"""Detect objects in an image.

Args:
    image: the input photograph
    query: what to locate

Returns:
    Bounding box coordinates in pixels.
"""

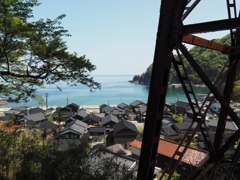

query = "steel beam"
[182,34,232,53]
[178,43,239,126]
[137,0,188,179]
[182,18,240,34]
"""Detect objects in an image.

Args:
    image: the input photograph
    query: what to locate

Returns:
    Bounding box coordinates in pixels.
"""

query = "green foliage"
[134,34,240,86]
[31,94,46,106]
[47,115,54,122]
[137,129,143,138]
[170,112,183,123]
[156,171,181,180]
[0,130,135,180]
[0,0,100,101]
[233,80,240,102]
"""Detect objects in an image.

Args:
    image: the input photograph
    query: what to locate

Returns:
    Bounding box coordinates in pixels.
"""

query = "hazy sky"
[32,0,236,75]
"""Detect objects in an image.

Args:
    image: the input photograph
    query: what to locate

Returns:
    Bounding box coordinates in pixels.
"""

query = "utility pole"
[45,93,48,110]
[67,96,69,105]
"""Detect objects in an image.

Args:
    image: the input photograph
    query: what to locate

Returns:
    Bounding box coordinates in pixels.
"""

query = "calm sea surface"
[4,75,209,108]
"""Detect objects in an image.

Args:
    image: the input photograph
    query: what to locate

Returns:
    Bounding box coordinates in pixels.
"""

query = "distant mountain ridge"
[131,34,240,85]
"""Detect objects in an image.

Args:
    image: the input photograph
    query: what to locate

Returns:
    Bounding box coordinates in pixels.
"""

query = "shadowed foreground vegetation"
[0,129,135,180]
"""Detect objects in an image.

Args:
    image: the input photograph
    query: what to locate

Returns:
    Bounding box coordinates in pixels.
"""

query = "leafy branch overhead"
[0,0,100,101]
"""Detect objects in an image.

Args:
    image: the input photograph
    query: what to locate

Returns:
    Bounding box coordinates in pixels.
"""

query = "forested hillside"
[132,34,240,85]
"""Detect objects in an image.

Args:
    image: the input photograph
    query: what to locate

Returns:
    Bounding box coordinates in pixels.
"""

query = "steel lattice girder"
[137,0,240,179]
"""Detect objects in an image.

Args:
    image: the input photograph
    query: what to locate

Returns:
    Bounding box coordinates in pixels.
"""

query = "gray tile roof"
[60,106,72,112]
[173,122,197,131]
[25,112,46,122]
[110,108,125,115]
[62,120,87,134]
[161,126,179,136]
[82,148,138,178]
[29,107,44,114]
[88,127,106,133]
[67,103,79,108]
[129,100,144,107]
[36,120,58,131]
[11,106,29,111]
[102,105,115,113]
[74,109,88,119]
[5,109,20,115]
[117,103,129,109]
[102,114,118,125]
[113,120,138,134]
[82,114,101,123]
[138,105,147,113]
[207,119,238,131]
[175,101,190,109]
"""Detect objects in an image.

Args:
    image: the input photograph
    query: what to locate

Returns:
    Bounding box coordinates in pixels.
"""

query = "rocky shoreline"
[129,80,207,88]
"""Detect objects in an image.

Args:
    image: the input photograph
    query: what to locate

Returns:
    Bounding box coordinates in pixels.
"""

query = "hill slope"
[131,34,239,85]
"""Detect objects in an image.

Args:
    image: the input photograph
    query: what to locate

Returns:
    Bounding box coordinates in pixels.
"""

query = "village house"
[99,104,108,113]
[102,114,119,128]
[171,101,190,115]
[108,107,125,119]
[81,146,138,179]
[18,112,46,126]
[66,103,80,113]
[117,102,130,111]
[35,120,58,132]
[102,105,116,114]
[206,119,238,139]
[113,120,138,148]
[130,138,209,177]
[29,107,45,114]
[129,100,146,113]
[82,114,101,126]
[58,120,88,139]
[136,105,147,122]
[88,127,106,142]
[72,109,89,121]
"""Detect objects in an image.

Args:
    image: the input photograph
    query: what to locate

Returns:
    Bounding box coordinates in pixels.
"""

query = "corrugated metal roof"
[130,139,209,167]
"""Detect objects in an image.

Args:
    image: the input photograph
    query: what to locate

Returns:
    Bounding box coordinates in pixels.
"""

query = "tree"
[233,80,240,102]
[0,130,136,180]
[0,0,100,101]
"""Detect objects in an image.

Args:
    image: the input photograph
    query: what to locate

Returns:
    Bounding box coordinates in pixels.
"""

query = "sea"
[3,75,210,108]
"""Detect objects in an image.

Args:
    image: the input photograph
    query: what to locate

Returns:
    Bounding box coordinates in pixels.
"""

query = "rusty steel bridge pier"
[137,0,240,179]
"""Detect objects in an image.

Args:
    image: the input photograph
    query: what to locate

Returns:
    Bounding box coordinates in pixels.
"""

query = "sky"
[31,0,237,75]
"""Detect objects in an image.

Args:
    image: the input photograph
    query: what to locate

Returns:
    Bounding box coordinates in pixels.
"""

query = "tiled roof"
[29,107,44,114]
[36,120,58,131]
[0,122,20,132]
[11,106,29,111]
[207,119,238,131]
[107,143,127,154]
[82,114,101,123]
[130,100,144,107]
[175,101,189,108]
[130,139,209,167]
[113,120,138,134]
[62,120,87,134]
[95,113,105,118]
[75,109,88,118]
[117,103,129,109]
[102,114,118,125]
[25,112,45,122]
[67,103,79,108]
[102,106,115,113]
[88,127,106,133]
[138,105,147,113]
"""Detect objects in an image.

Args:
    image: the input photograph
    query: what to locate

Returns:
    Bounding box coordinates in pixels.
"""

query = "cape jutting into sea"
[3,75,209,108]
